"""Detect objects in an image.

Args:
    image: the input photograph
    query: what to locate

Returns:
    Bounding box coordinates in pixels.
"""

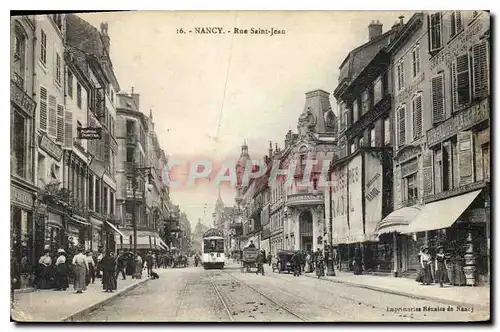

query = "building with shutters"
[33,14,68,261]
[65,15,122,253]
[406,11,490,284]
[10,15,39,289]
[327,20,400,273]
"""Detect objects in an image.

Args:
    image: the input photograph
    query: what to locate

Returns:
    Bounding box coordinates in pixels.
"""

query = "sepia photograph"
[9,10,491,323]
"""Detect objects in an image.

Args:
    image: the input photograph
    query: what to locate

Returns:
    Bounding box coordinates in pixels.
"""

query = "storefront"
[66,215,90,251]
[45,210,64,252]
[269,233,283,257]
[89,215,104,252]
[11,185,36,289]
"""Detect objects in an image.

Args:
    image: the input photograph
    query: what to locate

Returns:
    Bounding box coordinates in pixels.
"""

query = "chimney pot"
[368,20,383,41]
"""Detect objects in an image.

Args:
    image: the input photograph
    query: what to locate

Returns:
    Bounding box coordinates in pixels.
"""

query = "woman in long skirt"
[54,249,69,291]
[435,246,448,287]
[102,251,118,292]
[420,246,433,285]
[316,253,325,278]
[72,247,89,293]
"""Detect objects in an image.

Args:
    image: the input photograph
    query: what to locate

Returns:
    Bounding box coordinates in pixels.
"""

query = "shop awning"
[157,237,169,250]
[403,190,483,234]
[375,206,422,235]
[332,233,378,245]
[69,215,90,226]
[105,220,124,238]
[115,230,161,249]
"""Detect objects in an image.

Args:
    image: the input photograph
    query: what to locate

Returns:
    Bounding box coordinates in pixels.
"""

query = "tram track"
[207,272,235,321]
[173,281,191,321]
[221,270,309,321]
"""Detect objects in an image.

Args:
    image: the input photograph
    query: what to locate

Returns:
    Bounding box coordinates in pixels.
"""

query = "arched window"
[12,22,27,89]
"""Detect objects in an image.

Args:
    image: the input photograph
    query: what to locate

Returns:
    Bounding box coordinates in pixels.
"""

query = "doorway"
[299,210,313,251]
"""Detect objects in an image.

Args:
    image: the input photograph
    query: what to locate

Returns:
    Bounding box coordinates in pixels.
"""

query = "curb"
[60,277,152,322]
[304,274,489,310]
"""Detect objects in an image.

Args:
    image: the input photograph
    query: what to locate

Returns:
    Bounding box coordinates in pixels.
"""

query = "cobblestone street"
[74,263,488,322]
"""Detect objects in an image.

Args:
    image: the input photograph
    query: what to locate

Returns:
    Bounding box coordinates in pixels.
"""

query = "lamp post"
[326,170,336,276]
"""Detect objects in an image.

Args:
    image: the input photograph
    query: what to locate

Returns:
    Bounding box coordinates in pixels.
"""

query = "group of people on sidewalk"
[416,245,466,287]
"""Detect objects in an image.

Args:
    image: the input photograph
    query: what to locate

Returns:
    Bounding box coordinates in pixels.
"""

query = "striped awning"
[375,206,422,236]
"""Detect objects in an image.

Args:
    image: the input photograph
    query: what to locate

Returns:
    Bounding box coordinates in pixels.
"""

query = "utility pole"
[326,170,336,276]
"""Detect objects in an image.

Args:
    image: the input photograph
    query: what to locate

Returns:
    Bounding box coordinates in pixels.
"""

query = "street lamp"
[326,168,336,276]
[127,162,153,262]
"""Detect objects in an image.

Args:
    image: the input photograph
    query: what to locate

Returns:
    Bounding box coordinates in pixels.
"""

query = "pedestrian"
[353,248,363,275]
[102,251,118,292]
[134,254,143,279]
[96,249,104,279]
[72,247,89,294]
[292,251,301,277]
[37,249,52,289]
[54,249,68,291]
[305,252,312,273]
[145,251,154,277]
[86,250,96,286]
[420,245,433,285]
[256,250,265,276]
[115,251,127,280]
[248,240,256,249]
[435,246,448,287]
[316,250,325,278]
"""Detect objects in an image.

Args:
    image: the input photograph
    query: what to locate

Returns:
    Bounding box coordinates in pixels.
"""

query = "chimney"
[399,16,405,27]
[368,20,383,41]
[100,21,110,55]
[268,141,273,158]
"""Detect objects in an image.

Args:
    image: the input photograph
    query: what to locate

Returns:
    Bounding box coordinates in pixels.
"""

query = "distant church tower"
[235,140,250,209]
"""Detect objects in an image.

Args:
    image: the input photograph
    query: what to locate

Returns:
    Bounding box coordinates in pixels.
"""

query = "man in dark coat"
[145,251,154,277]
[292,251,302,277]
[115,250,127,280]
[102,251,117,292]
[256,250,265,276]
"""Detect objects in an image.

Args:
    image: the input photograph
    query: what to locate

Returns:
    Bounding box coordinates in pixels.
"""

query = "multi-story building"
[33,14,68,257]
[400,11,490,284]
[281,90,336,254]
[66,15,122,253]
[328,20,400,272]
[10,15,38,288]
[178,212,192,253]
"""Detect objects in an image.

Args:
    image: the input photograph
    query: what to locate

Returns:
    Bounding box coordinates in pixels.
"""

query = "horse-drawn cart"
[240,247,259,273]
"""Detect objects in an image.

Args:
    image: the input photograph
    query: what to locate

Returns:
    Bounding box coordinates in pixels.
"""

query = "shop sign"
[427,99,490,147]
[430,17,486,70]
[10,81,36,117]
[39,134,63,161]
[77,127,102,140]
[11,186,33,208]
[396,145,421,163]
[424,181,486,204]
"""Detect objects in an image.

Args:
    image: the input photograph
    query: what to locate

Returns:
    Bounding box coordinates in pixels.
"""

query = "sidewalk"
[11,269,167,322]
[300,268,490,309]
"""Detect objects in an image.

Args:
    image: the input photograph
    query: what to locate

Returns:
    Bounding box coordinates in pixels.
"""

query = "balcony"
[126,132,137,147]
[285,191,324,207]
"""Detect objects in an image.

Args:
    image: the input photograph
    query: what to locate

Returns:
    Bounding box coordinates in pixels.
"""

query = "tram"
[201,228,225,269]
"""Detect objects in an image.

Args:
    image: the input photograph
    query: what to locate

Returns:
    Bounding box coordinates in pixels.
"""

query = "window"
[95,178,101,213]
[11,109,27,178]
[359,137,364,147]
[405,173,418,202]
[88,175,94,211]
[55,53,61,85]
[13,26,26,88]
[56,104,64,143]
[352,100,359,123]
[39,86,48,132]
[350,142,356,154]
[449,11,463,38]
[361,89,370,114]
[103,187,108,215]
[373,76,383,105]
[51,14,63,31]
[482,144,490,181]
[412,45,420,78]
[431,73,445,124]
[370,127,376,147]
[75,121,82,146]
[40,29,47,65]
[67,71,73,99]
[412,93,423,139]
[343,110,349,128]
[77,83,82,109]
[384,117,391,145]
[110,191,115,215]
[452,55,472,113]
[442,144,450,191]
[429,12,443,52]
[48,95,57,138]
[472,41,489,99]
[397,105,406,147]
[396,60,405,92]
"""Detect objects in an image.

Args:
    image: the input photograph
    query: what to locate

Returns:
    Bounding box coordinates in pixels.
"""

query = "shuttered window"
[40,29,47,65]
[397,105,406,147]
[67,71,73,99]
[396,61,405,92]
[452,54,471,112]
[55,53,62,85]
[48,95,57,138]
[361,89,370,114]
[422,150,433,196]
[429,12,443,52]
[39,86,48,132]
[472,40,489,100]
[352,100,359,123]
[449,11,463,38]
[458,131,473,186]
[77,83,82,109]
[431,73,445,124]
[64,107,73,149]
[56,104,64,143]
[412,93,423,139]
[412,45,420,78]
[373,76,383,105]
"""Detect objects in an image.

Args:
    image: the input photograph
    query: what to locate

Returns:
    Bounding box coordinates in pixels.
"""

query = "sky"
[79,10,414,228]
